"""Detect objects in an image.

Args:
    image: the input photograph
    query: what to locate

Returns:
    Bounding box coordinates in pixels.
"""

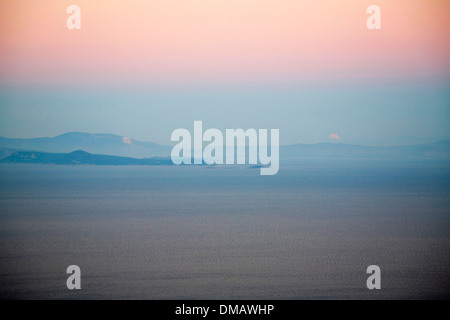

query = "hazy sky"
[0,0,449,145]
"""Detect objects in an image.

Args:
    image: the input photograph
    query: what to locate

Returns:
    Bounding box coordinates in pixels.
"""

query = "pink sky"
[1,0,449,85]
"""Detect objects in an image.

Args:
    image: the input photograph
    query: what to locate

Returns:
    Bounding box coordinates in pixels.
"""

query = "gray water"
[0,162,449,299]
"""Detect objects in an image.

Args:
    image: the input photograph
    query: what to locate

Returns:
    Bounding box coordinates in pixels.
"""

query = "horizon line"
[1,131,449,149]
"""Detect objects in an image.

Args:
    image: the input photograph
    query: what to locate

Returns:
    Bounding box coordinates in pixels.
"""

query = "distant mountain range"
[0,132,170,158]
[0,150,172,166]
[0,132,449,165]
[282,140,450,161]
[346,135,447,147]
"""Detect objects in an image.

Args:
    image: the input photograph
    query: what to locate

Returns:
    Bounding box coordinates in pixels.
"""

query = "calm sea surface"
[0,162,449,299]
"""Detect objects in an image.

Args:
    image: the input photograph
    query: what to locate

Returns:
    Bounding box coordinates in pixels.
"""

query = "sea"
[0,161,449,299]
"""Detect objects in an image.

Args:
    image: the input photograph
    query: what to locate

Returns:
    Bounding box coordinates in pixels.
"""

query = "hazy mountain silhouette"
[1,132,449,164]
[346,135,448,147]
[0,132,171,158]
[0,150,173,166]
[281,140,450,161]
[0,148,18,161]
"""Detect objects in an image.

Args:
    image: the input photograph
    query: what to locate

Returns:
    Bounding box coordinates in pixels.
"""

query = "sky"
[0,0,449,146]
